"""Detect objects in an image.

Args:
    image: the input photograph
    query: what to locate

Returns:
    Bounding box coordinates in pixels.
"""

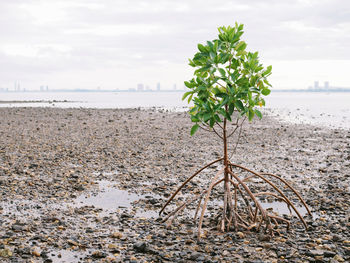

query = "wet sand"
[0,107,349,262]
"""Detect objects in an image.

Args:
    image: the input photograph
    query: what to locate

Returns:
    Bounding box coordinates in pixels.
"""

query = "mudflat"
[0,107,349,262]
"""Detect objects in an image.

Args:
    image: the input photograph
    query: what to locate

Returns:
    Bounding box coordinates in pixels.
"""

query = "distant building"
[173,84,177,90]
[314,81,319,90]
[14,81,21,91]
[137,83,144,91]
[157,82,160,91]
[324,81,329,90]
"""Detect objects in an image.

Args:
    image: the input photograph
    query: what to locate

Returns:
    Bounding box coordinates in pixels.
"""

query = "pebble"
[0,108,348,262]
[0,248,12,257]
[133,242,147,253]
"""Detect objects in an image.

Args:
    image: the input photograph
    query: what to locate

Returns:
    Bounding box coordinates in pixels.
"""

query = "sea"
[0,91,349,130]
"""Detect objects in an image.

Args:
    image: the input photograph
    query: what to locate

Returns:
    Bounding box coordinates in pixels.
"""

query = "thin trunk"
[223,113,230,229]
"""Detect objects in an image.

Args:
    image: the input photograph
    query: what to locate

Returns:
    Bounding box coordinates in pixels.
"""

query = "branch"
[227,125,239,139]
[209,95,219,102]
[199,125,212,133]
[216,81,227,89]
[215,122,223,130]
[212,126,224,140]
[229,117,246,158]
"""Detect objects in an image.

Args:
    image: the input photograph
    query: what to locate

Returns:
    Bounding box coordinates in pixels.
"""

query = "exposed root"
[160,159,312,240]
[230,163,310,229]
[198,168,225,239]
[159,158,223,216]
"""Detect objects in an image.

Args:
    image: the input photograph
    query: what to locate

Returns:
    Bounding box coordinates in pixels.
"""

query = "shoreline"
[0,107,349,262]
[0,100,73,104]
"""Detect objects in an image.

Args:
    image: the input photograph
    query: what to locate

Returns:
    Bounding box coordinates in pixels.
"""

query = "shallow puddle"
[260,200,310,217]
[49,249,87,263]
[75,180,140,209]
[74,180,159,218]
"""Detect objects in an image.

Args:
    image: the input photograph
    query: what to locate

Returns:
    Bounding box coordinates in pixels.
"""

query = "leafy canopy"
[183,22,272,135]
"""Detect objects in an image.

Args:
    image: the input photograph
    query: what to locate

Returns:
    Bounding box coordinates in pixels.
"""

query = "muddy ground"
[0,107,349,262]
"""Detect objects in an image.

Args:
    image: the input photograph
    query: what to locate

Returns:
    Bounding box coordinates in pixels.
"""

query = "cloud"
[0,0,349,89]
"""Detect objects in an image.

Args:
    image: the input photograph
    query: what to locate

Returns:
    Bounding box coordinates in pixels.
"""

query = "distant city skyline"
[308,81,350,91]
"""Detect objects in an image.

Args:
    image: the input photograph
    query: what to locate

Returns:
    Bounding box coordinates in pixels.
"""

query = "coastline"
[0,107,349,262]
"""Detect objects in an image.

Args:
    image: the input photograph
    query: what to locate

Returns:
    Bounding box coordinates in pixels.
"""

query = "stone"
[333,254,345,262]
[92,251,107,259]
[307,249,324,257]
[111,232,123,239]
[0,248,13,258]
[324,251,336,258]
[237,232,245,239]
[133,242,147,253]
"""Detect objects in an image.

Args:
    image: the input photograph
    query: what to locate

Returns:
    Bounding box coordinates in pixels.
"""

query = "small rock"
[133,242,147,253]
[324,251,336,257]
[237,232,245,239]
[185,239,194,245]
[333,254,345,262]
[12,224,25,232]
[111,232,123,239]
[307,249,324,257]
[67,239,79,246]
[92,251,107,259]
[0,248,13,258]
[108,244,119,250]
[190,251,201,260]
[258,234,271,241]
[332,234,342,242]
[74,185,85,191]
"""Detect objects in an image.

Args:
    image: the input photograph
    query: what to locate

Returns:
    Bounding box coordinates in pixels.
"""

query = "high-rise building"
[324,81,329,90]
[314,81,319,90]
[137,83,144,91]
[157,82,160,91]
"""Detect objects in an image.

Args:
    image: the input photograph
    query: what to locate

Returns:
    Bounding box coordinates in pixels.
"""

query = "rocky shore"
[0,107,349,262]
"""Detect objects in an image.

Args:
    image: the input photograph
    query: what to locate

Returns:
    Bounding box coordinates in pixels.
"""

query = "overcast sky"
[0,0,349,91]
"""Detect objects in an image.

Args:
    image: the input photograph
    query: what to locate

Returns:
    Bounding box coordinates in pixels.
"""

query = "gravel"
[0,107,349,262]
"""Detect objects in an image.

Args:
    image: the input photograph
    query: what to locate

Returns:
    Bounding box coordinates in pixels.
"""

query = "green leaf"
[248,109,254,121]
[262,65,272,76]
[203,112,211,122]
[214,114,222,122]
[182,91,192,101]
[215,92,226,99]
[190,124,200,136]
[234,100,245,111]
[235,41,247,52]
[228,103,235,115]
[188,94,193,104]
[261,88,271,96]
[263,79,272,87]
[218,68,226,77]
[207,41,214,49]
[209,118,215,127]
[198,44,207,53]
[191,115,200,122]
[184,81,192,88]
[254,109,262,119]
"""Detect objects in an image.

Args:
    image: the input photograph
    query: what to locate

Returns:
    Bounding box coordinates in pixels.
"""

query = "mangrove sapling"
[159,23,311,239]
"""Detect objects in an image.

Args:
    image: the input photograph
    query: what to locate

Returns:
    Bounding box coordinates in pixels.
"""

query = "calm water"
[1,91,349,129]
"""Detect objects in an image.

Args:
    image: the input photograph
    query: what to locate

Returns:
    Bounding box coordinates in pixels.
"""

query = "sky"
[0,0,349,91]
